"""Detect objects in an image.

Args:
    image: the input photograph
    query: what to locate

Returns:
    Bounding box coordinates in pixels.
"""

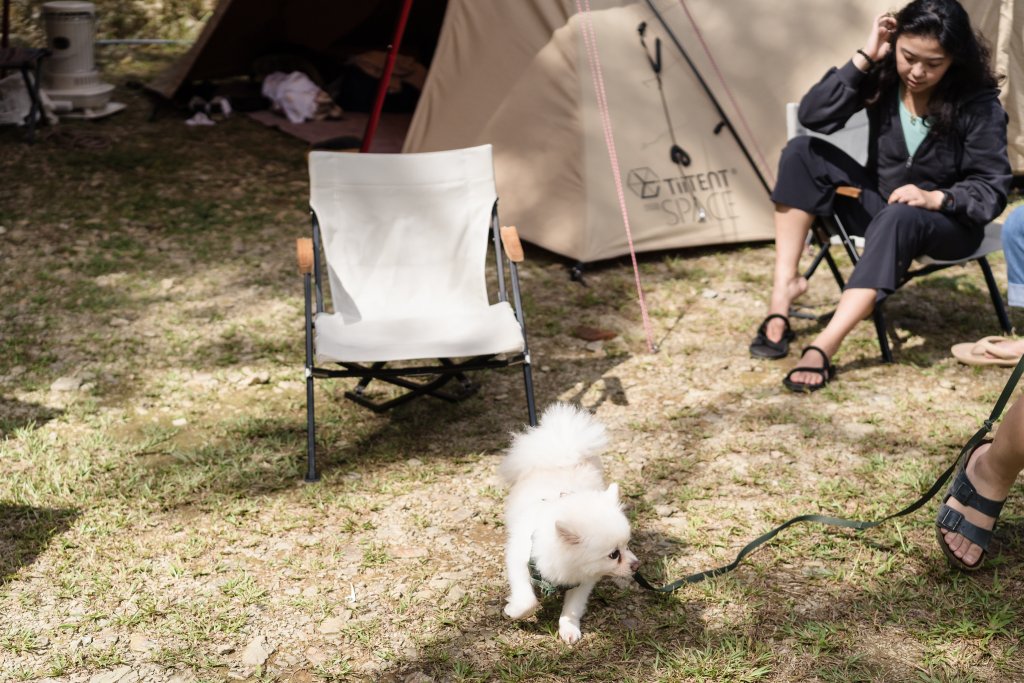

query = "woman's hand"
[862,13,896,63]
[887,184,944,210]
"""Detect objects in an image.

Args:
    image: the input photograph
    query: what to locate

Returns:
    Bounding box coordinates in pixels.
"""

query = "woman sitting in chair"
[749,0,1012,391]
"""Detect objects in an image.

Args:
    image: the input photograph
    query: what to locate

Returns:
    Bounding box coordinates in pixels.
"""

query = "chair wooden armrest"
[296,238,314,274]
[836,186,862,199]
[500,226,524,263]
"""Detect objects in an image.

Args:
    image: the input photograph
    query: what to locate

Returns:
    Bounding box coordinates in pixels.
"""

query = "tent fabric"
[147,0,447,100]
[153,0,1022,261]
[962,0,1024,175]
[404,0,1015,262]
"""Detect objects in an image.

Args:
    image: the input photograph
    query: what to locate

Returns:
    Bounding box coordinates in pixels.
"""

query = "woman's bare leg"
[787,287,876,386]
[941,394,1024,566]
[765,204,815,342]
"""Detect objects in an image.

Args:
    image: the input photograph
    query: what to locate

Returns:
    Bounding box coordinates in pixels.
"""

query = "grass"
[2,45,1024,682]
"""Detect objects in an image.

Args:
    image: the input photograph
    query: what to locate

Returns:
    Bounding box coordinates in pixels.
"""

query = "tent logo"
[627,167,661,199]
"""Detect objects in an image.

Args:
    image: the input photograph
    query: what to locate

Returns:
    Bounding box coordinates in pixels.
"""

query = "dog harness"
[528,558,579,596]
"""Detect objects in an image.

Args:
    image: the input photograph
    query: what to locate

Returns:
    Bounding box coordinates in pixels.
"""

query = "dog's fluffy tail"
[499,403,608,484]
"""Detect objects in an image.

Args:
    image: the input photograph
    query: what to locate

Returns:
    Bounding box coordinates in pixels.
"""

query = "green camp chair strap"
[635,355,1024,593]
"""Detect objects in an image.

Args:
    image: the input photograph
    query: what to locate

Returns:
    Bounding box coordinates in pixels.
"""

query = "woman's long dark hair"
[871,0,999,136]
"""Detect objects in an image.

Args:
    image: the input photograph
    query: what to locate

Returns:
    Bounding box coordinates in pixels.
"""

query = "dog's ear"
[555,521,582,545]
[605,482,620,500]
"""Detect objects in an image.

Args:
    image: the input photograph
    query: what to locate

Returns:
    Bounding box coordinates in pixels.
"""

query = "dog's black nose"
[629,558,640,572]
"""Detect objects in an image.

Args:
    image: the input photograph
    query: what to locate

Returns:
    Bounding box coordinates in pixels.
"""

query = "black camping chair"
[789,104,1011,363]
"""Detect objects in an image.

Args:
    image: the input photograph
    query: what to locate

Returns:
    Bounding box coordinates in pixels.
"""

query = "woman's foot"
[782,345,836,392]
[787,352,827,388]
[940,442,1014,567]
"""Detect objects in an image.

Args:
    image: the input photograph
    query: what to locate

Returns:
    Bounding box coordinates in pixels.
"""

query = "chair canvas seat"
[917,221,1002,266]
[314,301,525,363]
[829,221,1003,266]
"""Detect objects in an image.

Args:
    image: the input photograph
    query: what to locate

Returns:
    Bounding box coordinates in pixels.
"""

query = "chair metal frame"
[803,199,1011,363]
[0,47,49,142]
[297,201,537,482]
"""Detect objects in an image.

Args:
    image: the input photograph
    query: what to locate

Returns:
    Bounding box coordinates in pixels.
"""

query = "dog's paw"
[503,595,540,620]
[558,617,582,644]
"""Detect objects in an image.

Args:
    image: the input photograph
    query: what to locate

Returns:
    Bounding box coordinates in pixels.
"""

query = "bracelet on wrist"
[856,49,877,70]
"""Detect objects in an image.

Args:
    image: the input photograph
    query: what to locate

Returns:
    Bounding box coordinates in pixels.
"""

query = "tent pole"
[643,0,771,196]
[360,0,415,153]
[2,0,10,49]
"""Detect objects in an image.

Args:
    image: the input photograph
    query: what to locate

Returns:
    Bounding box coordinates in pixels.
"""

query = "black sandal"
[782,345,836,393]
[749,314,794,359]
[935,440,1004,572]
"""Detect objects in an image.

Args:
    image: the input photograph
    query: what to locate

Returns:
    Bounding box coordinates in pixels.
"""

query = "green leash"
[634,355,1024,593]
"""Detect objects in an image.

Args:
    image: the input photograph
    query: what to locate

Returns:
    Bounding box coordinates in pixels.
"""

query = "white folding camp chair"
[787,103,1011,362]
[295,144,537,481]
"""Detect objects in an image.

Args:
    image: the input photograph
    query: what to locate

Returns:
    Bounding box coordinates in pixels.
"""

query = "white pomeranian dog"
[499,403,639,644]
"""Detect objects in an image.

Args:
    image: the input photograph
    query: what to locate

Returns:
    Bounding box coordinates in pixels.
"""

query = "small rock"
[51,376,82,392]
[392,546,427,559]
[841,422,876,439]
[108,317,130,327]
[216,644,235,655]
[305,647,328,666]
[653,504,676,518]
[572,326,617,342]
[406,458,423,466]
[296,535,320,548]
[446,586,467,603]
[128,634,155,653]
[939,379,955,390]
[540,365,551,372]
[94,273,127,287]
[160,278,174,292]
[701,288,719,299]
[276,650,301,667]
[240,372,271,387]
[319,617,348,634]
[240,636,273,666]
[186,372,218,389]
[450,509,476,523]
[89,667,138,683]
[172,418,188,427]
[584,340,604,352]
[404,671,433,683]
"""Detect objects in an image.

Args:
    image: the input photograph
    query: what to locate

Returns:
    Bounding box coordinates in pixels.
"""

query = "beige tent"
[961,0,1024,174]
[404,0,1019,262]
[147,0,447,100]
[149,0,1021,262]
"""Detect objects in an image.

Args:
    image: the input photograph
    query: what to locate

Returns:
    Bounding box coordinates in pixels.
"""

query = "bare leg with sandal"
[783,288,876,391]
[750,205,814,359]
[937,391,1024,570]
